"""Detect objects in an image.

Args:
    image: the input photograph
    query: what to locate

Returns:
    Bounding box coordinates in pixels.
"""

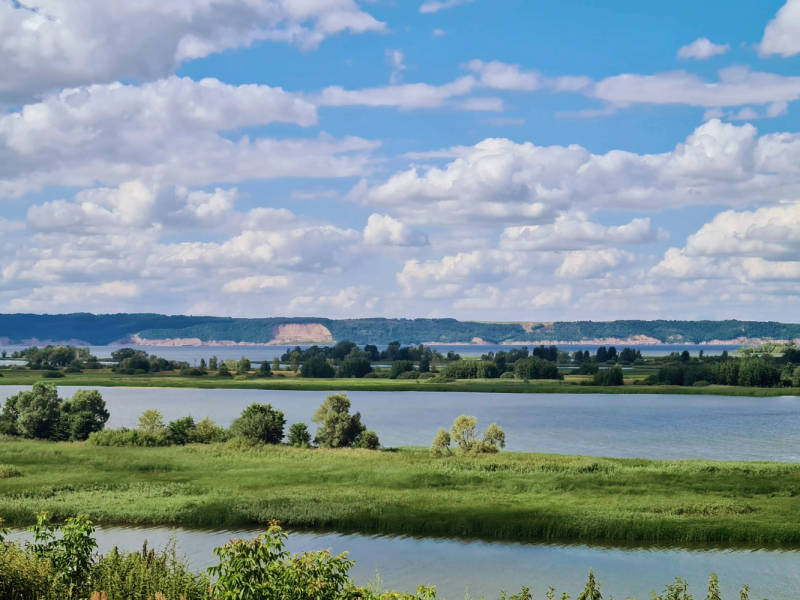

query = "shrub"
[397,370,420,379]
[593,366,624,386]
[514,358,561,380]
[442,360,500,379]
[793,366,800,387]
[312,393,370,448]
[418,372,436,379]
[41,371,64,379]
[500,371,515,379]
[338,357,372,378]
[193,416,228,443]
[181,368,207,377]
[578,363,599,375]
[693,380,711,387]
[230,403,286,444]
[355,429,380,450]
[287,422,312,447]
[216,364,233,377]
[738,359,782,388]
[63,366,82,374]
[0,541,51,600]
[389,360,414,379]
[433,415,505,455]
[301,356,335,378]
[363,372,380,378]
[167,416,196,445]
[87,428,171,447]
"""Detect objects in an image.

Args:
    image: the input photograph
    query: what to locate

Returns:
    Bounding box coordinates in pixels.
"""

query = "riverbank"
[1,369,797,397]
[3,440,800,544]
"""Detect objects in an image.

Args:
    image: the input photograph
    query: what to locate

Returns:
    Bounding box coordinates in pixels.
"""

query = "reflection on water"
[6,526,800,599]
[2,387,799,461]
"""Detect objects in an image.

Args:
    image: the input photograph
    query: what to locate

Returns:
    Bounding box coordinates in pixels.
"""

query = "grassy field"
[3,439,800,544]
[1,369,798,397]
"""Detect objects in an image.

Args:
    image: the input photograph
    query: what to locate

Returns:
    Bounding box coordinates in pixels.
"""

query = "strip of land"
[1,369,798,397]
[2,440,800,544]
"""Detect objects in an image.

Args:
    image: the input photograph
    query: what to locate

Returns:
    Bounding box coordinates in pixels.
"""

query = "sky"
[1,0,800,321]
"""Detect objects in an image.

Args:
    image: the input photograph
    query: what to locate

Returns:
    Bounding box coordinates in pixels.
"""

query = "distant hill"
[2,314,800,346]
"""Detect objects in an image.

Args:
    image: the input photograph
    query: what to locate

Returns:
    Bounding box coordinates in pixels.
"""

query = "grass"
[4,439,800,545]
[1,369,798,397]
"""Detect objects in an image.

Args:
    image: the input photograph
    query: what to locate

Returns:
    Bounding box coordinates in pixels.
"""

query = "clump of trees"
[513,358,562,380]
[110,348,189,375]
[592,366,624,386]
[431,415,505,455]
[230,404,286,444]
[312,393,379,449]
[646,358,785,388]
[442,360,499,379]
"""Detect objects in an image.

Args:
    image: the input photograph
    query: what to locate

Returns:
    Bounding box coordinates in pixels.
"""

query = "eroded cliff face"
[125,323,334,346]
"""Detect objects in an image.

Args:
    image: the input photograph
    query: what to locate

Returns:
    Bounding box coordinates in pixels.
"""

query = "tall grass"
[3,440,800,544]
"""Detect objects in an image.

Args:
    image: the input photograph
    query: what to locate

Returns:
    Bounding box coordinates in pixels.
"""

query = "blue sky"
[1,0,800,321]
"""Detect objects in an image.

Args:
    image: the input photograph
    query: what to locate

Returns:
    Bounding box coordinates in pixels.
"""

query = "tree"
[14,383,63,440]
[355,430,380,450]
[595,347,608,363]
[419,358,430,373]
[287,423,312,447]
[793,366,800,387]
[138,409,165,432]
[272,357,281,372]
[339,357,372,378]
[230,403,286,444]
[430,428,452,456]
[389,360,414,379]
[62,389,109,440]
[312,393,368,448]
[238,357,251,374]
[258,360,272,377]
[446,415,506,455]
[514,358,561,380]
[302,356,335,378]
[217,363,232,377]
[168,416,196,445]
[209,356,218,370]
[593,366,624,386]
[681,350,691,363]
[199,358,207,369]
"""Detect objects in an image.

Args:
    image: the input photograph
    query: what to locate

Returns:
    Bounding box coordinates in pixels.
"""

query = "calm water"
[2,387,799,461]
[6,526,800,599]
[0,344,743,363]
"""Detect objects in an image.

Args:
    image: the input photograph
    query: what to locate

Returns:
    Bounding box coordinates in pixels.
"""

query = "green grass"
[4,439,800,545]
[1,369,798,397]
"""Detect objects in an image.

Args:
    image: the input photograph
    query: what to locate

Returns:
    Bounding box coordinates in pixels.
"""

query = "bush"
[216,364,233,377]
[793,366,800,387]
[287,422,312,447]
[442,360,500,379]
[41,371,64,379]
[363,372,380,378]
[167,416,196,445]
[87,428,171,447]
[578,363,599,375]
[338,357,372,378]
[301,356,335,378]
[0,542,51,599]
[230,403,286,444]
[738,359,782,388]
[181,368,207,377]
[312,393,370,448]
[514,358,562,380]
[355,429,380,450]
[693,380,711,387]
[418,372,435,379]
[193,416,228,443]
[500,371,515,379]
[593,366,624,386]
[389,360,414,379]
[63,366,82,374]
[397,370,420,379]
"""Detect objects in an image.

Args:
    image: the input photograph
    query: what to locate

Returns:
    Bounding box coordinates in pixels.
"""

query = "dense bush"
[301,356,336,378]
[578,363,599,375]
[338,357,372,378]
[87,428,171,447]
[389,360,415,379]
[592,366,624,386]
[431,415,505,455]
[180,367,207,377]
[500,371,515,379]
[397,370,420,379]
[230,403,286,444]
[738,360,782,388]
[652,359,781,388]
[312,393,373,448]
[513,358,562,380]
[442,360,500,379]
[41,371,64,378]
[287,422,312,447]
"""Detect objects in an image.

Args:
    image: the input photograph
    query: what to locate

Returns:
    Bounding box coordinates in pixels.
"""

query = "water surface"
[2,387,799,461]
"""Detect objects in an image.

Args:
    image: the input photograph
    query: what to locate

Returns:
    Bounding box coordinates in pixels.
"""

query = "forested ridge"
[1,314,800,345]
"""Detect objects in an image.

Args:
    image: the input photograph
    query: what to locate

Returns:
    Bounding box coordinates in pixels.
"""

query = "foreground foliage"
[1,518,756,600]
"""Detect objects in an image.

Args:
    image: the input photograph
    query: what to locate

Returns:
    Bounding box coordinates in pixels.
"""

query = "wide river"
[2,386,800,460]
[6,526,800,599]
[4,387,800,598]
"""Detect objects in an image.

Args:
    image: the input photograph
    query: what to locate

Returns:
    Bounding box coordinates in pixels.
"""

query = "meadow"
[1,368,798,397]
[3,439,800,545]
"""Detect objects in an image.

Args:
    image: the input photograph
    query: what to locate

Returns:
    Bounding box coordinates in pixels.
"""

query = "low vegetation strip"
[3,440,800,545]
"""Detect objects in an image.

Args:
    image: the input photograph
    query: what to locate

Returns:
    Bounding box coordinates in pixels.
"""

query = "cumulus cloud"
[363,214,429,246]
[387,49,407,85]
[677,38,730,60]
[759,0,800,57]
[419,0,472,14]
[555,248,632,279]
[0,76,376,197]
[351,119,800,223]
[289,285,379,312]
[0,0,386,104]
[499,213,666,251]
[223,275,290,293]
[5,281,140,312]
[314,76,477,110]
[464,60,540,91]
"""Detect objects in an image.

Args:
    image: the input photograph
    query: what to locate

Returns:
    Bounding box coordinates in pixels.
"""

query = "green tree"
[577,569,602,600]
[389,360,414,379]
[168,416,196,445]
[272,357,281,372]
[238,357,251,374]
[138,409,165,432]
[14,383,63,439]
[339,357,372,378]
[62,389,109,441]
[231,404,286,444]
[258,360,272,377]
[514,358,561,380]
[355,429,380,450]
[312,393,368,448]
[209,356,218,370]
[793,366,800,387]
[593,366,624,386]
[287,423,312,447]
[217,363,232,377]
[301,356,335,378]
[430,428,452,456]
[448,415,506,454]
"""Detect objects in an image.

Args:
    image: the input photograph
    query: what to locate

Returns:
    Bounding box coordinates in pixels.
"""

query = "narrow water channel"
[7,526,800,599]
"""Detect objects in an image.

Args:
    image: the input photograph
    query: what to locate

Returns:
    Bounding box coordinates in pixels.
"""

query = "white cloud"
[531,285,572,308]
[315,76,477,110]
[0,0,386,104]
[464,60,540,91]
[363,214,429,246]
[593,66,800,108]
[289,285,379,311]
[6,281,140,312]
[387,49,407,85]
[419,0,472,14]
[499,213,666,251]
[352,119,800,222]
[759,0,800,57]
[556,248,632,279]
[0,76,377,197]
[677,38,730,60]
[223,275,290,293]
[459,97,504,111]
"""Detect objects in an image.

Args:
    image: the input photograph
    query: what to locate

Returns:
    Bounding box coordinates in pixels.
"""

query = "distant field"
[3,440,800,545]
[0,369,798,397]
